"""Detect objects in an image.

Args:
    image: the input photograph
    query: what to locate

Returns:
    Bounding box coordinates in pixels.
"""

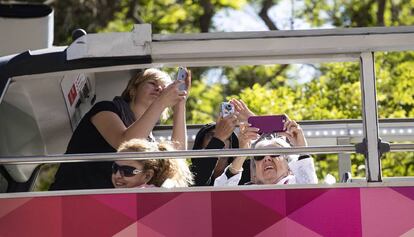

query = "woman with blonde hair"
[51,68,191,190]
[112,139,193,188]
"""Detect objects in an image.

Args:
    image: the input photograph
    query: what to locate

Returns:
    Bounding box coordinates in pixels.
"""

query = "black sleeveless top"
[49,101,122,190]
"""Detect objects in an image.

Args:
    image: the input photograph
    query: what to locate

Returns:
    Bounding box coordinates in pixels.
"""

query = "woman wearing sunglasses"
[214,118,318,186]
[112,139,193,188]
[51,68,191,190]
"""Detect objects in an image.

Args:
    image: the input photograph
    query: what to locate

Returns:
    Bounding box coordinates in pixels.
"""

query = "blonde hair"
[121,68,172,121]
[117,139,193,187]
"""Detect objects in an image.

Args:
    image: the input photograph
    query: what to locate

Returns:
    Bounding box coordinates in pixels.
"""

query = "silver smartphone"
[177,67,188,91]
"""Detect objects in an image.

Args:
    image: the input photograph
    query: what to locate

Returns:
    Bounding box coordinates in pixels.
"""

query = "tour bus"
[1,5,414,236]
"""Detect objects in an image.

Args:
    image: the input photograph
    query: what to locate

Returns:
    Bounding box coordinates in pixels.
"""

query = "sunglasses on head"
[112,162,143,177]
[253,155,281,161]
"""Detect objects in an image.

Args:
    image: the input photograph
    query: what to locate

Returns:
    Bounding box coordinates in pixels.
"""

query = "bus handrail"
[1,143,413,165]
[0,145,356,165]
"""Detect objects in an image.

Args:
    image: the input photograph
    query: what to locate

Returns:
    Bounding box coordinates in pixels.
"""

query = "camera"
[221,102,235,118]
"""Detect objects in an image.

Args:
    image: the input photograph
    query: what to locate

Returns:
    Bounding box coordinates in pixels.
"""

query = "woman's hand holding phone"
[214,114,238,143]
[238,122,260,149]
[183,68,191,92]
[279,117,307,147]
[158,80,187,108]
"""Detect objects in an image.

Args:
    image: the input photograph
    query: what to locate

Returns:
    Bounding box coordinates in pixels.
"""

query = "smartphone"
[221,102,235,118]
[248,115,287,134]
[176,67,187,91]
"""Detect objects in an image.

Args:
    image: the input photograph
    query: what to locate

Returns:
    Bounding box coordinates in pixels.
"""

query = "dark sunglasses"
[112,162,143,177]
[253,155,281,161]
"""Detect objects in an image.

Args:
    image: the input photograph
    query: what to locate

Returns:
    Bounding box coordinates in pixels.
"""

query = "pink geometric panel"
[361,188,414,237]
[0,197,31,218]
[92,193,138,220]
[211,191,284,237]
[392,187,414,201]
[1,186,414,237]
[0,197,61,237]
[285,188,328,215]
[113,222,138,237]
[289,188,362,237]
[241,189,286,216]
[401,227,414,237]
[136,221,167,237]
[62,195,135,237]
[139,192,212,237]
[113,221,166,237]
[256,217,322,237]
[137,192,181,220]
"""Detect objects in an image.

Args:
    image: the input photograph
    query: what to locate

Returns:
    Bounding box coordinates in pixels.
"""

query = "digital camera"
[221,102,235,118]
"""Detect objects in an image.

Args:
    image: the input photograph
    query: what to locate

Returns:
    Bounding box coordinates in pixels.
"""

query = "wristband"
[228,163,243,174]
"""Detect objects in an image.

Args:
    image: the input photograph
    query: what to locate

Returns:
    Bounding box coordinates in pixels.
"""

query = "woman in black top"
[191,99,254,186]
[50,68,191,190]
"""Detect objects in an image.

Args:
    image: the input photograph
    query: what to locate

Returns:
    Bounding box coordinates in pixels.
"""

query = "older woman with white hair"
[214,118,318,186]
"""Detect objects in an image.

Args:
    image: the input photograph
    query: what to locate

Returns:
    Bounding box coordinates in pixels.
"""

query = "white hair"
[252,135,299,163]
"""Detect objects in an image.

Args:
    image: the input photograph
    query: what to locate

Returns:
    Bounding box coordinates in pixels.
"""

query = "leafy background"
[9,0,413,188]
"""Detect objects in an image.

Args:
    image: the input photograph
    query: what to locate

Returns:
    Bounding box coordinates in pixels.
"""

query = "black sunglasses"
[112,162,143,177]
[253,155,281,161]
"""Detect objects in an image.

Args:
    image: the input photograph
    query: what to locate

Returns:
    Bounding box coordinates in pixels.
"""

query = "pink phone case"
[248,115,287,134]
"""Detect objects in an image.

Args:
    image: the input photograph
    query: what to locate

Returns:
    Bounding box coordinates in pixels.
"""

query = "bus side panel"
[0,187,413,236]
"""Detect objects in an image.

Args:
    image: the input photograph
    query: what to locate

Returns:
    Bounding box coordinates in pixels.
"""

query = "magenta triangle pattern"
[1,187,414,236]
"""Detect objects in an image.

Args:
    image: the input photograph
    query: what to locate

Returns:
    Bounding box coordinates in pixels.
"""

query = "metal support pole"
[337,137,352,181]
[359,52,382,182]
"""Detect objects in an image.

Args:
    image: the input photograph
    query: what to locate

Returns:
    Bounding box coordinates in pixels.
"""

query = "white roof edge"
[66,24,152,60]
[153,26,414,41]
[64,24,414,64]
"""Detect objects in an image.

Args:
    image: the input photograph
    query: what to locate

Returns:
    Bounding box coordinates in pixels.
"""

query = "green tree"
[48,0,248,44]
[11,0,414,181]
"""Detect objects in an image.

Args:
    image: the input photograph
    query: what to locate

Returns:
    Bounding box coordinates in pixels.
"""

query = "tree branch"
[352,0,376,27]
[273,64,289,78]
[377,0,386,26]
[390,0,400,24]
[127,0,145,24]
[259,0,278,30]
[200,0,214,32]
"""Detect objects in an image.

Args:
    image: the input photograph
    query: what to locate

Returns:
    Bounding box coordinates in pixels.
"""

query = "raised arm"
[214,124,259,186]
[171,69,191,150]
[92,80,185,150]
[229,123,260,172]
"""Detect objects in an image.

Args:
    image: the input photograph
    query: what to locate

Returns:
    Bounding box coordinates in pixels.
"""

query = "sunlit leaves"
[301,0,414,28]
[214,0,247,9]
[47,0,414,180]
[187,80,224,124]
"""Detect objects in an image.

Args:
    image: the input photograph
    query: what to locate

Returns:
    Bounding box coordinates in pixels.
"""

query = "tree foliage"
[11,0,414,182]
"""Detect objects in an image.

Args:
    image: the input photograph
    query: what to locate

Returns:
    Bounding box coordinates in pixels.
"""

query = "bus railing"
[0,143,413,165]
[0,145,356,164]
